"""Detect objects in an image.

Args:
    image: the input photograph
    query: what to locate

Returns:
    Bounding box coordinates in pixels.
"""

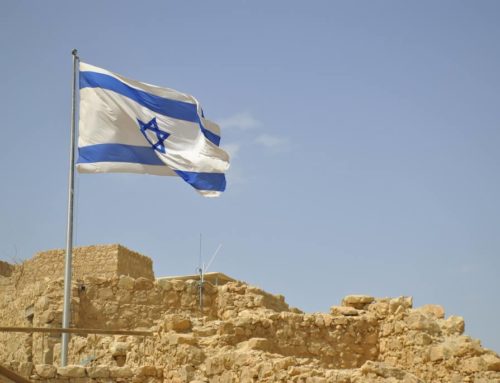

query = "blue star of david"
[137,117,170,154]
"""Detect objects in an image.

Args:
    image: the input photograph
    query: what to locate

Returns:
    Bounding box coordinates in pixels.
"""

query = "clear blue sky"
[1,1,499,352]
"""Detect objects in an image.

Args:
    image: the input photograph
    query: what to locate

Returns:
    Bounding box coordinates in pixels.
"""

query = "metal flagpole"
[61,49,79,366]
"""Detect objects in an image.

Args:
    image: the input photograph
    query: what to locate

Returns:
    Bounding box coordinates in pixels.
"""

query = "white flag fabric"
[77,62,229,197]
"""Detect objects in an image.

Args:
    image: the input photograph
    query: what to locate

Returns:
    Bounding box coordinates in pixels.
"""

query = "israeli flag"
[77,62,229,197]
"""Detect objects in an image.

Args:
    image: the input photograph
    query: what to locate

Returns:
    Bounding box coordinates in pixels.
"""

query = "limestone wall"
[1,246,499,383]
[0,269,291,367]
[8,288,498,383]
[116,246,154,280]
[7,244,154,291]
[0,245,155,369]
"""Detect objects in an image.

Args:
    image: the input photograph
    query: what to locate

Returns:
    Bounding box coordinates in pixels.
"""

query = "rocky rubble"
[1,246,499,383]
[4,281,498,383]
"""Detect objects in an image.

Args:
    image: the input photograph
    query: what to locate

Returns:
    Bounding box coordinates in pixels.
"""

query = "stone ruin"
[0,244,499,383]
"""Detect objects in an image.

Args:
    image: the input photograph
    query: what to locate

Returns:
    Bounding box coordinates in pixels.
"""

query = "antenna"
[198,233,202,272]
[204,244,222,274]
[196,238,223,315]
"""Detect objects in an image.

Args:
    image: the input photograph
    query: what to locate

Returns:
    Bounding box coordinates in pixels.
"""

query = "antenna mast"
[197,236,223,315]
[198,234,204,314]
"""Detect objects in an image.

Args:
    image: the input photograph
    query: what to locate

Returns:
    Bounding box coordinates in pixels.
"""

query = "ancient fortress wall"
[10,244,154,287]
[1,245,499,383]
[115,246,154,280]
[0,245,155,370]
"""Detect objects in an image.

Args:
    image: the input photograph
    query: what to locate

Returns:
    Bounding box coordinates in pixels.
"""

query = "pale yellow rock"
[110,341,129,356]
[341,295,375,309]
[405,312,441,335]
[444,336,483,357]
[71,336,87,354]
[442,315,465,335]
[86,365,110,378]
[360,360,423,382]
[417,304,445,319]
[35,295,50,311]
[135,365,158,376]
[167,333,198,346]
[306,377,326,383]
[462,356,488,373]
[482,353,500,371]
[98,286,114,300]
[331,306,360,316]
[158,279,172,291]
[205,355,225,376]
[240,366,257,383]
[238,337,273,352]
[17,362,33,378]
[172,279,186,291]
[165,313,192,332]
[134,276,154,290]
[368,300,390,318]
[389,296,413,314]
[430,344,452,361]
[179,364,195,381]
[57,365,86,378]
[109,366,134,378]
[117,275,135,290]
[35,364,56,378]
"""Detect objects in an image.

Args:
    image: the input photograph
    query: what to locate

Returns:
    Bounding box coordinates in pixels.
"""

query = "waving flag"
[77,62,229,197]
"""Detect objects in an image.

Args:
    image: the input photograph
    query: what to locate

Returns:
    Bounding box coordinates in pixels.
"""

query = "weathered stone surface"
[360,361,423,382]
[441,315,465,335]
[417,304,445,319]
[462,356,488,373]
[17,362,33,378]
[330,305,360,316]
[110,341,129,356]
[109,366,134,378]
[178,364,195,381]
[57,365,86,378]
[167,333,198,346]
[239,337,273,352]
[430,344,452,361]
[135,365,157,376]
[134,277,154,290]
[483,353,500,371]
[406,312,441,335]
[86,365,110,378]
[35,364,57,378]
[389,296,413,313]
[1,245,499,383]
[67,378,91,383]
[118,275,135,290]
[341,295,374,309]
[164,313,192,332]
[172,279,186,291]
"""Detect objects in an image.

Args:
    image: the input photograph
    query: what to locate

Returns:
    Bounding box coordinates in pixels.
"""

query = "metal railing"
[0,327,153,336]
[0,326,155,377]
[0,364,32,383]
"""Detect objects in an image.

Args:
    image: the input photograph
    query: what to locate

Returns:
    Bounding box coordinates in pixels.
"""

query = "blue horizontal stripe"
[77,143,225,192]
[77,144,164,165]
[80,71,221,146]
[80,71,198,122]
[175,170,226,192]
[203,129,220,146]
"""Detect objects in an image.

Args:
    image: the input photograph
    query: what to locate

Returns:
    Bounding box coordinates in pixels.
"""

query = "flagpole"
[61,48,79,367]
